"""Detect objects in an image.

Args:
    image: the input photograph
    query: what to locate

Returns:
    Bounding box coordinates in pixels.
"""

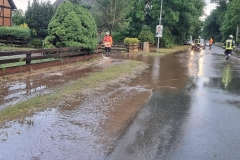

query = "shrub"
[0,26,30,40]
[113,31,128,43]
[138,25,154,44]
[159,27,174,48]
[43,1,97,50]
[124,38,140,44]
[31,38,43,48]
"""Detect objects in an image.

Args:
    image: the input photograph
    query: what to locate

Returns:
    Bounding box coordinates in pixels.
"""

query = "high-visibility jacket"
[223,38,235,50]
[195,39,200,44]
[103,35,113,47]
[209,38,213,45]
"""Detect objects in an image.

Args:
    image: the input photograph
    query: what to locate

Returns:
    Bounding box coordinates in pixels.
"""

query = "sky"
[15,0,217,19]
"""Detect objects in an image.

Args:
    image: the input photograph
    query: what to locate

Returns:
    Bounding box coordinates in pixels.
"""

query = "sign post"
[157,0,163,53]
[156,25,163,38]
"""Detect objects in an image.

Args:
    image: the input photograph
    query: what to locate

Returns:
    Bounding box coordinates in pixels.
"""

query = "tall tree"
[127,0,205,45]
[203,0,239,42]
[25,0,55,38]
[93,0,134,35]
[43,0,97,49]
[220,0,240,41]
[12,9,25,26]
[202,9,222,41]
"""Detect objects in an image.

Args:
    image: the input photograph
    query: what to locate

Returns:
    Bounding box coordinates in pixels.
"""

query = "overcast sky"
[15,0,217,17]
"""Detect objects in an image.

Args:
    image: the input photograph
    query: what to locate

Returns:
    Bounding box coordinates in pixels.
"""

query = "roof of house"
[9,0,17,9]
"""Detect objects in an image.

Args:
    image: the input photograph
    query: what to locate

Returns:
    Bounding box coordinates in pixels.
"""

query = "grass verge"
[0,60,147,124]
[140,45,190,56]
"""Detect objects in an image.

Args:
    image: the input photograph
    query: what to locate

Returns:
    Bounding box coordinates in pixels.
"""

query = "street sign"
[156,25,163,37]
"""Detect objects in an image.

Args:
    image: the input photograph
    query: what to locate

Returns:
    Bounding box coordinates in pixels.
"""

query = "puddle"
[0,51,210,159]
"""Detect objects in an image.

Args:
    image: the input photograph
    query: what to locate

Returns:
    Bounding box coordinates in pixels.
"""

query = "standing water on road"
[1,46,240,160]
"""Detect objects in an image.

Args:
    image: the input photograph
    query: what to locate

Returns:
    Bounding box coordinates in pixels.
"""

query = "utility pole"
[236,23,239,46]
[157,0,163,53]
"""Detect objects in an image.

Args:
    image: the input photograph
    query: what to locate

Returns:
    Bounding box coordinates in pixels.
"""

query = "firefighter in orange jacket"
[103,32,113,54]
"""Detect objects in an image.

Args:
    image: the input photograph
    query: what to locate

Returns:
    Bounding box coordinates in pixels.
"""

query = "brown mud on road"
[0,58,102,110]
[0,55,151,159]
[0,45,191,159]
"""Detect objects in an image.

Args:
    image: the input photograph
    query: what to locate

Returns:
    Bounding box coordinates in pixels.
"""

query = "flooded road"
[1,46,240,160]
[108,46,240,160]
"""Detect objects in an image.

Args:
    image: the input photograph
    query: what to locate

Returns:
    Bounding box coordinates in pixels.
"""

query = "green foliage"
[126,1,149,38]
[25,0,55,38]
[43,0,97,50]
[220,0,240,41]
[112,31,126,43]
[124,38,140,44]
[160,27,174,48]
[203,0,240,42]
[0,26,30,39]
[93,0,134,34]
[12,9,25,26]
[31,38,43,48]
[138,25,154,44]
[126,0,205,47]
[202,9,222,42]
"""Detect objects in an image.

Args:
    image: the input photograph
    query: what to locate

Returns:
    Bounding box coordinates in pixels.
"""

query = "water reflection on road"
[108,47,240,160]
[0,50,193,159]
[2,47,240,159]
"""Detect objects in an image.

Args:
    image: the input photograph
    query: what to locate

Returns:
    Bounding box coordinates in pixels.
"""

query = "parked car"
[200,39,206,49]
[205,40,210,46]
[184,40,192,45]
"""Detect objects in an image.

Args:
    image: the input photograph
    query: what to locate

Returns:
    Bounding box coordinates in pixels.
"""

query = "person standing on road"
[191,38,200,50]
[103,32,113,55]
[223,35,236,61]
[209,37,213,49]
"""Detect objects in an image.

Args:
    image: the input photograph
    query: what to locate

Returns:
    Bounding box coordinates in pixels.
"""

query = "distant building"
[0,0,17,27]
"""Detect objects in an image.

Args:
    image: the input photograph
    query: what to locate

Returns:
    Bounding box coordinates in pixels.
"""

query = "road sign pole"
[157,0,163,53]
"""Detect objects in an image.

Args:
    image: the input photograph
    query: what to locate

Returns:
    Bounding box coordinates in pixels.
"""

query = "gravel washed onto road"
[0,56,148,124]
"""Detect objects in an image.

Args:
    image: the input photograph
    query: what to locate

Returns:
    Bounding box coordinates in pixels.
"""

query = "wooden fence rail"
[0,43,140,68]
[101,43,141,53]
[0,46,100,65]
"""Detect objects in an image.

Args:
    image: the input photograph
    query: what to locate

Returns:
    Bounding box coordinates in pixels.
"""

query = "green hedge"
[138,25,154,44]
[0,26,30,40]
[31,38,43,48]
[124,38,140,44]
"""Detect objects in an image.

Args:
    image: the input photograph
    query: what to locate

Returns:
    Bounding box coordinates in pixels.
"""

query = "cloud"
[14,0,55,12]
[201,1,217,20]
[205,3,217,15]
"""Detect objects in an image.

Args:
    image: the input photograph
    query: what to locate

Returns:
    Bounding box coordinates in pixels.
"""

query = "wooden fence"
[0,37,29,47]
[0,43,141,75]
[102,43,141,53]
[0,47,92,66]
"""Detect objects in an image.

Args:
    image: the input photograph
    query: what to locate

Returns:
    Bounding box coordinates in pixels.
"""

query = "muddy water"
[0,61,108,110]
[0,50,193,160]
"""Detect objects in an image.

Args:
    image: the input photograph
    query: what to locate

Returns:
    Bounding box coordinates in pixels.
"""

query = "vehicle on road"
[184,40,192,45]
[191,38,206,50]
[205,40,210,46]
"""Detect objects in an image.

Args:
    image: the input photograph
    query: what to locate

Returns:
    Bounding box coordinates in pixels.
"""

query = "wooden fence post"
[143,42,149,53]
[128,44,131,53]
[26,51,31,65]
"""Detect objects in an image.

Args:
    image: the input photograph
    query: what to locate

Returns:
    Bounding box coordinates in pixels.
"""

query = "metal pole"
[157,0,163,53]
[236,23,239,44]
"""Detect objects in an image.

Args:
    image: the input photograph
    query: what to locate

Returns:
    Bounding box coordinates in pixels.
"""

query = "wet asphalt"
[108,46,240,160]
[1,46,240,160]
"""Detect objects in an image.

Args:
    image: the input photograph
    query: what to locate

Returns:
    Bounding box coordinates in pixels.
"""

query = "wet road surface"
[1,46,240,159]
[108,46,240,160]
